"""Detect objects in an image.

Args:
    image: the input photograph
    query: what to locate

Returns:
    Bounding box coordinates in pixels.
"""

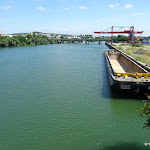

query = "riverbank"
[0,35,56,48]
[112,43,150,67]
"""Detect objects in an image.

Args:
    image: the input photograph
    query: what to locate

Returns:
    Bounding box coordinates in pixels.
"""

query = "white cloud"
[37,6,52,12]
[37,6,47,11]
[0,5,12,9]
[125,4,133,8]
[109,4,119,8]
[64,8,70,10]
[79,6,88,10]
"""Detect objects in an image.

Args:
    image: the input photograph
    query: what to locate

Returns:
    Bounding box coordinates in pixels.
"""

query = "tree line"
[0,33,57,47]
[113,35,129,43]
[113,35,138,43]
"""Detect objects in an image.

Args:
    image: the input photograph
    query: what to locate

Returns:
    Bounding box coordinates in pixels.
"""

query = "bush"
[138,97,150,128]
[132,44,143,47]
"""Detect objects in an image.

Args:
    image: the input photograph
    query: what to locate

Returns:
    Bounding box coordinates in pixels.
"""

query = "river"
[0,42,149,150]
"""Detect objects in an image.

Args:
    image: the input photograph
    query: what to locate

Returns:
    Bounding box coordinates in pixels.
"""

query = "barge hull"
[104,50,150,94]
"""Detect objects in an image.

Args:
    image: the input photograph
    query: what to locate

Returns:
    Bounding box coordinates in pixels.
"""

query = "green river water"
[0,42,150,150]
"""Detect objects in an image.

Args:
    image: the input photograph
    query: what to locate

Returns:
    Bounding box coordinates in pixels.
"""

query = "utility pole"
[111,26,113,44]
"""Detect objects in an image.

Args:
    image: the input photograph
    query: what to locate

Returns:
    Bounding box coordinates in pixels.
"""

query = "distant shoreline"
[0,34,57,48]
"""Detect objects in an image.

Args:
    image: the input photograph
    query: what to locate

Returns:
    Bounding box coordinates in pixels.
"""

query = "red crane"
[94,26,144,44]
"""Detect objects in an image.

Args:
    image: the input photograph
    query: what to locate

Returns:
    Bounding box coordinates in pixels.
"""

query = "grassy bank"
[113,44,150,67]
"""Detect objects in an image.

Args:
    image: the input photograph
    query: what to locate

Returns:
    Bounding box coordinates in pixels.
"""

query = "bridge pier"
[99,41,102,44]
[57,40,62,44]
[62,40,67,44]
[86,41,89,44]
[74,41,78,44]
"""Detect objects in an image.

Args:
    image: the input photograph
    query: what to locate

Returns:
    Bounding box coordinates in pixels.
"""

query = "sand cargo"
[105,49,150,93]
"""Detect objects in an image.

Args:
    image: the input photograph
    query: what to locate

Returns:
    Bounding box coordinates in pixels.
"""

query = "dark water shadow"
[99,142,149,150]
[110,85,150,100]
[110,89,146,100]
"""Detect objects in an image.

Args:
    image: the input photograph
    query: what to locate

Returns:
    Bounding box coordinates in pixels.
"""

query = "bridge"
[56,39,104,44]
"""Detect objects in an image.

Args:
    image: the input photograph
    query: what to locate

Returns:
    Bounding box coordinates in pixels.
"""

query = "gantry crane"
[94,26,144,44]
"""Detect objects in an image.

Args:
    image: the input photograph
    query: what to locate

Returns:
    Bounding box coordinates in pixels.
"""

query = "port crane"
[94,26,144,44]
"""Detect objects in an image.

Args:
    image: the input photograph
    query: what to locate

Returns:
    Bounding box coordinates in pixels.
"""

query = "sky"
[0,0,150,36]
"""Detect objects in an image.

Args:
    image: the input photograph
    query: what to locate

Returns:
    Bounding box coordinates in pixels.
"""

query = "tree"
[6,37,21,47]
[17,36,27,43]
[0,33,56,48]
[33,32,36,37]
[27,38,35,46]
[0,39,9,47]
[60,36,64,39]
[0,36,5,41]
[42,35,48,39]
[134,37,138,42]
[138,97,150,128]
[26,34,32,39]
[113,37,118,43]
[49,39,56,44]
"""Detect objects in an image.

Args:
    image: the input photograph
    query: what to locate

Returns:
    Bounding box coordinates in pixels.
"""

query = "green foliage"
[0,38,9,47]
[26,34,32,39]
[0,36,5,41]
[49,39,56,44]
[113,38,118,43]
[113,35,129,43]
[131,44,143,47]
[134,37,138,41]
[138,96,150,128]
[0,35,57,48]
[8,37,21,47]
[33,32,36,37]
[60,36,64,40]
[17,36,27,43]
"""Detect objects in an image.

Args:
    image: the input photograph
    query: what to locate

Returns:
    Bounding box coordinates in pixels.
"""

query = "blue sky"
[0,0,150,36]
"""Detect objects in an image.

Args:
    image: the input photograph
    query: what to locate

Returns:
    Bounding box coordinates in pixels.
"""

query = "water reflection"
[110,90,144,100]
[100,142,148,150]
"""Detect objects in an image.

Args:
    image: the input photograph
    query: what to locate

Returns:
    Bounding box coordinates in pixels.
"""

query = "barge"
[104,49,150,93]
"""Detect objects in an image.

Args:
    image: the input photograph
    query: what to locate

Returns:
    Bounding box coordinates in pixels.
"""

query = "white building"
[0,33,4,36]
[7,34,13,37]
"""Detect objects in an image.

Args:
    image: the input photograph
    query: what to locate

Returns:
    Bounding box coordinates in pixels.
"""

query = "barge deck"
[109,59,131,73]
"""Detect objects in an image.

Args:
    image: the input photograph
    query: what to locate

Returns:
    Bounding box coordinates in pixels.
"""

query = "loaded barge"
[105,49,150,93]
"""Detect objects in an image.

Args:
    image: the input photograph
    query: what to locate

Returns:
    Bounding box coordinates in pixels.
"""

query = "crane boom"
[94,26,143,44]
[94,31,143,34]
